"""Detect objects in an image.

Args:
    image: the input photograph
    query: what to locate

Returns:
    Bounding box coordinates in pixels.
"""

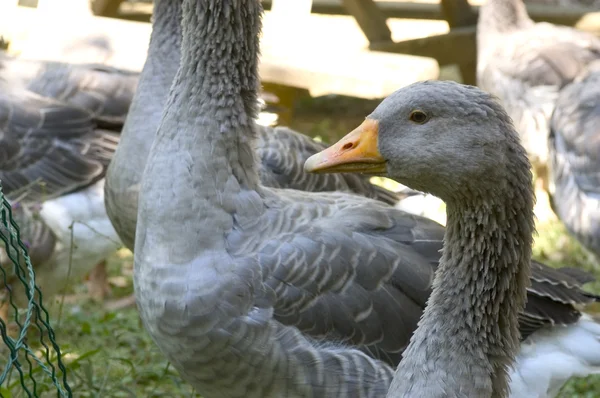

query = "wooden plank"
[370,26,476,68]
[260,0,600,28]
[439,0,477,85]
[1,6,151,67]
[440,0,477,28]
[17,0,38,7]
[269,0,314,51]
[37,0,93,15]
[341,0,392,43]
[271,0,313,16]
[259,46,438,98]
[259,10,438,97]
[3,7,439,99]
[90,0,123,17]
[115,1,600,33]
[578,12,600,35]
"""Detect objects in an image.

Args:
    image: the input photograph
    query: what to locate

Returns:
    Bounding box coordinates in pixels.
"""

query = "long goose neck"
[108,0,182,187]
[388,158,534,397]
[170,0,262,191]
[478,0,533,44]
[138,0,262,253]
[144,0,183,90]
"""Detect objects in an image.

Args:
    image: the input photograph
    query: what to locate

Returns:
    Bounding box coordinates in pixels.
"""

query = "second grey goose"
[476,0,600,187]
[1,51,138,132]
[134,1,600,396]
[0,50,138,302]
[307,81,600,397]
[306,81,536,397]
[549,60,600,259]
[104,0,401,253]
[0,81,123,316]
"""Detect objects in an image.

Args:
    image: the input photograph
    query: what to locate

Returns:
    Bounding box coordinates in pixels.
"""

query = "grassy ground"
[1,94,600,397]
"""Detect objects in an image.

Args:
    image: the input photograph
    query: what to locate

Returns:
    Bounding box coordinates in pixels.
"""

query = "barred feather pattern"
[548,63,600,259]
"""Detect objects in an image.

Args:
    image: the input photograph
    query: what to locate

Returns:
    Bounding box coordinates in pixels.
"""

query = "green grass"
[51,297,198,397]
[1,93,600,396]
[0,249,199,398]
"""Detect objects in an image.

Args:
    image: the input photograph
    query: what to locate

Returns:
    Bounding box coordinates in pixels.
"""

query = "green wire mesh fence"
[0,181,72,397]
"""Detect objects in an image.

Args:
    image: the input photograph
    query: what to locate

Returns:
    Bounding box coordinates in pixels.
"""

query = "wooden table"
[263,0,600,85]
[87,0,600,86]
[331,0,478,84]
[1,2,440,124]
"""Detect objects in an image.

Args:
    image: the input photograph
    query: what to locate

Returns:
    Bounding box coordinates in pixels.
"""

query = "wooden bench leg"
[90,0,123,17]
[458,58,477,86]
[440,0,478,85]
[262,83,306,126]
[0,36,9,50]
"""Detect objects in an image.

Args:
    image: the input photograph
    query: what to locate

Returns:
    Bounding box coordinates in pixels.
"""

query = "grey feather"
[104,0,400,252]
[477,0,600,168]
[548,61,600,259]
[0,85,119,203]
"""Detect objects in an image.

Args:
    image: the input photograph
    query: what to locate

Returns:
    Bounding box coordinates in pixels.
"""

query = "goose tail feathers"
[510,313,600,398]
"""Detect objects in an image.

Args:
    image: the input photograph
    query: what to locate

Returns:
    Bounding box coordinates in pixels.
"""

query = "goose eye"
[409,110,428,124]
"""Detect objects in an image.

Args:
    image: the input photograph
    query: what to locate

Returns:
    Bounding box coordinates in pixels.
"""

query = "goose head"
[305,80,527,202]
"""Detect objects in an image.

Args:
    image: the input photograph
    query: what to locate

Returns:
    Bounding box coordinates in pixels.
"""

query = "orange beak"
[304,119,387,174]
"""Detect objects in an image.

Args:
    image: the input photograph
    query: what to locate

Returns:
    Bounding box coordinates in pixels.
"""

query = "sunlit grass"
[1,249,199,397]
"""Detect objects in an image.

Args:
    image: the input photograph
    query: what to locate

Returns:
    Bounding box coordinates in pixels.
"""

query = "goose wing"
[24,62,138,130]
[234,191,440,366]
[477,23,600,166]
[0,86,118,203]
[481,24,600,91]
[0,202,57,272]
[237,190,600,365]
[548,64,600,256]
[0,202,57,308]
[0,52,137,130]
[520,260,600,339]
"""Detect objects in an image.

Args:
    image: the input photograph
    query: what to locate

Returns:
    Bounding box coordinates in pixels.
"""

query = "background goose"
[476,0,600,190]
[548,60,600,261]
[0,50,140,303]
[0,81,124,317]
[105,0,402,255]
[134,1,600,396]
[0,51,139,130]
[0,38,295,307]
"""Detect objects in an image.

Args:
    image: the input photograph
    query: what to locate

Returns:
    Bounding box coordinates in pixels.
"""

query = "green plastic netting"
[0,181,72,397]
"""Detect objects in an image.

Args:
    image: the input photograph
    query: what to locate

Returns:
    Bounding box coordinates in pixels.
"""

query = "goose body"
[512,314,600,397]
[548,61,600,259]
[134,1,600,396]
[21,180,121,301]
[0,76,126,308]
[1,51,139,128]
[105,0,400,253]
[477,0,600,261]
[476,0,600,176]
[38,180,120,269]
